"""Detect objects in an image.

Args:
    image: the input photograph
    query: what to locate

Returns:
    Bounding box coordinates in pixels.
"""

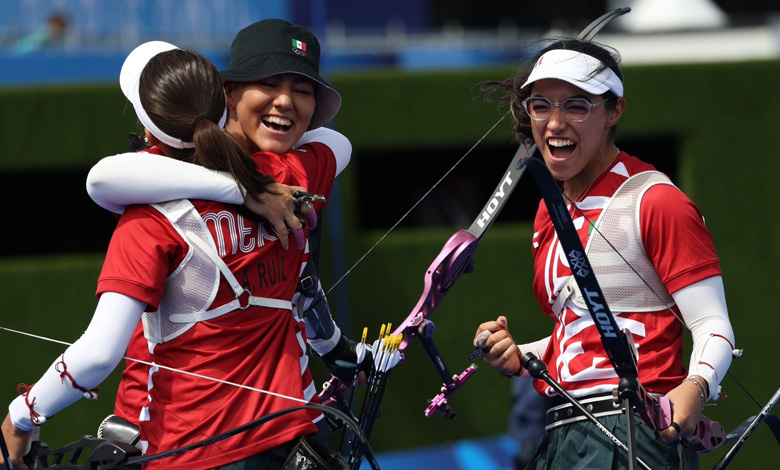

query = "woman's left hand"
[657,376,707,444]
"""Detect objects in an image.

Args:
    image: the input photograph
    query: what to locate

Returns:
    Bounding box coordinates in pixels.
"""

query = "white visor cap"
[120,41,227,149]
[521,49,624,98]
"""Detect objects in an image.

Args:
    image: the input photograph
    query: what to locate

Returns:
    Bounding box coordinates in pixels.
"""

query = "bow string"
[0,328,378,470]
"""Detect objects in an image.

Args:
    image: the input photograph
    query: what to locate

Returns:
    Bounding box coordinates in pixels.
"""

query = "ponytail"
[191,117,274,198]
[139,49,274,200]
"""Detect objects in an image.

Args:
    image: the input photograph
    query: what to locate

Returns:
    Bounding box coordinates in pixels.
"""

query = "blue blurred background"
[2,0,778,86]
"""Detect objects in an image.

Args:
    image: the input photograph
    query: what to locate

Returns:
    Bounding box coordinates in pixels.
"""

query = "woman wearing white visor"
[1,38,345,470]
[473,39,735,469]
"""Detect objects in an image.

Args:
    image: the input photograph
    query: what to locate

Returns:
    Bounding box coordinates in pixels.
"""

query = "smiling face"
[529,78,625,198]
[224,73,316,154]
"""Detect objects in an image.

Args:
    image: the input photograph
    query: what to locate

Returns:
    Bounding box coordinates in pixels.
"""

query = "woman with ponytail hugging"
[2,40,345,470]
[85,21,363,442]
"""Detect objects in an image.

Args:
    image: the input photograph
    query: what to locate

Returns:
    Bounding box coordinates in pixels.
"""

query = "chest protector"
[551,171,676,315]
[142,199,292,345]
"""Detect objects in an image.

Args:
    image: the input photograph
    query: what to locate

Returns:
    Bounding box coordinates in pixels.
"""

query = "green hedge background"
[1,59,779,469]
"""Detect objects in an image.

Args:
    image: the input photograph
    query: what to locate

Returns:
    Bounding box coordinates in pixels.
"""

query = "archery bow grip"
[633,384,726,452]
[654,396,726,452]
[393,229,479,351]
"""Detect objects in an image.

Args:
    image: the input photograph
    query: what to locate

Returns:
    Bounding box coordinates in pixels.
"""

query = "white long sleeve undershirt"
[515,336,551,378]
[672,275,734,401]
[8,293,145,431]
[86,127,352,214]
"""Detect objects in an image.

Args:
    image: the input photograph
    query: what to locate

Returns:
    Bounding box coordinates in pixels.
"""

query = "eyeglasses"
[521,96,611,123]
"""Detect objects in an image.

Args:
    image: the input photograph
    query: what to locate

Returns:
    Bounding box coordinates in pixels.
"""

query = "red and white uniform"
[531,152,721,398]
[100,142,336,470]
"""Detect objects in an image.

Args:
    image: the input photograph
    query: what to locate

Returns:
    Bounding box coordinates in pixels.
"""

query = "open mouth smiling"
[548,138,576,157]
[262,115,292,132]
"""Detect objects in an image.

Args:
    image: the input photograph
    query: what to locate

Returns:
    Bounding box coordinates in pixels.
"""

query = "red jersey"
[531,153,721,398]
[100,142,337,469]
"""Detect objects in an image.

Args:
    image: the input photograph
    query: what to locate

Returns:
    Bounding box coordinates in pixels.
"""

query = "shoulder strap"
[553,171,676,315]
[168,231,292,323]
[145,200,292,344]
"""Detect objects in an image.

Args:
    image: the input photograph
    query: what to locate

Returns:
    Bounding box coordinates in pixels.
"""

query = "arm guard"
[297,262,372,382]
[298,261,341,355]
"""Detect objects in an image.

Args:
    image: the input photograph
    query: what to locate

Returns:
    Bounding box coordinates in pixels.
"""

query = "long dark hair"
[481,38,623,143]
[139,49,273,200]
